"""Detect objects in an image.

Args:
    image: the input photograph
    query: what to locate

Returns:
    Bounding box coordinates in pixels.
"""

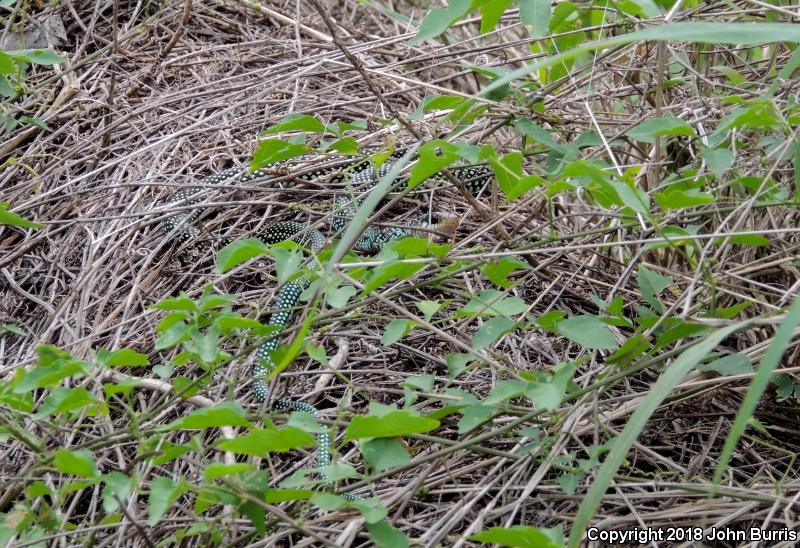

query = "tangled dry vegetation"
[2,0,800,546]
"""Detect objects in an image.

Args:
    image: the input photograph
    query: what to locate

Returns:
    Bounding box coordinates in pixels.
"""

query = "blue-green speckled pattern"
[163,149,493,497]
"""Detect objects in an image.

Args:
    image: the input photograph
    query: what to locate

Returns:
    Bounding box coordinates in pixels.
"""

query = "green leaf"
[557,315,618,350]
[7,49,63,65]
[637,266,672,313]
[102,472,134,513]
[0,202,42,228]
[471,525,561,548]
[203,463,255,480]
[335,119,367,133]
[25,481,50,499]
[368,519,410,548]
[19,116,49,130]
[172,375,201,398]
[472,317,516,349]
[271,245,305,285]
[264,488,313,503]
[707,301,752,320]
[519,0,552,39]
[655,188,715,209]
[53,448,97,478]
[524,381,564,412]
[767,47,800,98]
[408,0,472,45]
[715,98,784,135]
[215,238,270,274]
[447,352,473,378]
[697,353,753,376]
[515,119,564,152]
[458,290,528,318]
[405,374,435,392]
[363,261,426,294]
[318,462,358,482]
[241,499,267,535]
[361,438,411,472]
[13,347,87,393]
[194,487,221,513]
[616,0,661,17]
[103,381,137,399]
[305,343,328,367]
[410,95,468,120]
[0,323,25,335]
[349,497,389,524]
[702,147,734,178]
[155,322,188,350]
[608,179,649,215]
[488,152,544,201]
[328,136,359,155]
[457,403,494,433]
[37,387,101,417]
[737,175,786,202]
[451,142,486,163]
[408,140,458,188]
[627,116,696,144]
[653,320,705,352]
[382,319,416,346]
[149,439,192,466]
[525,362,575,411]
[150,294,197,312]
[535,310,566,332]
[287,410,327,434]
[192,324,221,363]
[484,379,526,406]
[311,492,346,510]
[251,139,307,170]
[558,471,583,495]
[476,0,513,33]
[166,402,252,430]
[715,233,770,247]
[215,315,268,334]
[262,114,325,134]
[712,65,747,86]
[387,236,451,259]
[147,476,187,526]
[0,387,33,413]
[416,300,443,321]
[0,76,16,98]
[199,292,235,311]
[345,410,439,441]
[548,2,578,32]
[217,427,314,455]
[774,375,800,403]
[97,348,149,367]
[325,283,356,308]
[0,51,15,75]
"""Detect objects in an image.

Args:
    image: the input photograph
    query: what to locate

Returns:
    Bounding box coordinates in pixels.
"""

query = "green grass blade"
[479,23,800,100]
[568,320,748,547]
[713,297,800,485]
[329,145,419,267]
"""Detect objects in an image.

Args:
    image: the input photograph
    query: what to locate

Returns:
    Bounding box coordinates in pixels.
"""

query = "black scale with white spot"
[163,148,493,498]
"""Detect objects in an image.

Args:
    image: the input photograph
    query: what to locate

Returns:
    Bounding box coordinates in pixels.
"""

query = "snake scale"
[162,145,493,495]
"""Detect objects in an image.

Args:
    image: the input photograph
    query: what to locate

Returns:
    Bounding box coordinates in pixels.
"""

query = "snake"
[162,145,493,496]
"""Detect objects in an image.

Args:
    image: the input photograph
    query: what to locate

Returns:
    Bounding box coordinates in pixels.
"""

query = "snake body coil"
[163,147,493,494]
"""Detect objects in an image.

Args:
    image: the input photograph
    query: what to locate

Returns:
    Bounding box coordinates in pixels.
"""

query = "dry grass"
[2,0,800,546]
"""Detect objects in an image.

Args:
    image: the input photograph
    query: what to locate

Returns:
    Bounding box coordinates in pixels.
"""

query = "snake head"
[433,215,460,237]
